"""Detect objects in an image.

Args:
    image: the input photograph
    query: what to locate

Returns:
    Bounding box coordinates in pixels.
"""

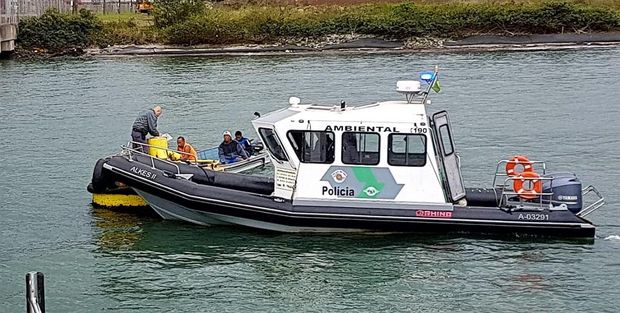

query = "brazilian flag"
[431,79,441,93]
[420,70,441,93]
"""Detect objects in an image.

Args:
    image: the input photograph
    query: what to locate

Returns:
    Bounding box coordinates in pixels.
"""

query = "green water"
[1,50,619,312]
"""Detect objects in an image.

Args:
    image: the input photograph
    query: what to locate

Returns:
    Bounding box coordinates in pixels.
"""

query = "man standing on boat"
[218,131,248,164]
[131,105,163,152]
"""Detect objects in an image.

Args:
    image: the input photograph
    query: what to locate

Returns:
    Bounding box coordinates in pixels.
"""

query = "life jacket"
[178,143,197,161]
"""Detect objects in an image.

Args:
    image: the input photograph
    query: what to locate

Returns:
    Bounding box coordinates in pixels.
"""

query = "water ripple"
[1,49,620,312]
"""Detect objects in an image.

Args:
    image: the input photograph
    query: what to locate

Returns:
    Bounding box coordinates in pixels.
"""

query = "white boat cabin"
[252,74,466,209]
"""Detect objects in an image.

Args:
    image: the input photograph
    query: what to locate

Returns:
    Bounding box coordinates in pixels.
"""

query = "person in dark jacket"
[235,130,253,156]
[131,106,162,152]
[218,130,248,164]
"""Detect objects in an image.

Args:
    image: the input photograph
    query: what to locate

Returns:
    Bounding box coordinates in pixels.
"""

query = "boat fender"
[192,166,274,195]
[505,155,533,177]
[91,157,115,192]
[514,171,542,200]
[465,187,501,207]
[87,182,96,193]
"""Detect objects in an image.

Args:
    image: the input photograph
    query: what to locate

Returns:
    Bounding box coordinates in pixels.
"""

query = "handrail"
[128,141,199,163]
[492,159,547,187]
[499,175,555,211]
[122,144,183,175]
[306,104,337,111]
[578,185,606,217]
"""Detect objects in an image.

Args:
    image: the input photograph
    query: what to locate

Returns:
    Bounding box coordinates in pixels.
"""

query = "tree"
[153,0,205,28]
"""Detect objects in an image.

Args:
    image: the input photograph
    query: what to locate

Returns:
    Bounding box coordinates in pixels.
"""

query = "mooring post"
[25,272,45,313]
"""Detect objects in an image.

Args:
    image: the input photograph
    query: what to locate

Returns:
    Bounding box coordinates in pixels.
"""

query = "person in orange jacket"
[176,136,197,162]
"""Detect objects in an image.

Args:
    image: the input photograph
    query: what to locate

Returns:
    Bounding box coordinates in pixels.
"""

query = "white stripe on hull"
[135,190,231,226]
[201,211,367,233]
[135,189,366,232]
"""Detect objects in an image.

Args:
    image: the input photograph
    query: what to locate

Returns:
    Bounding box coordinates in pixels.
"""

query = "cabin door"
[432,111,466,202]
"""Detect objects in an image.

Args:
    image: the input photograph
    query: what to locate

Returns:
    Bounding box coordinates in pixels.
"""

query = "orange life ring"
[505,155,533,177]
[513,171,542,200]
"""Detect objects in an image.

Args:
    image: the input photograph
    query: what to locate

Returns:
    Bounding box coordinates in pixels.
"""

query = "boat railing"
[121,142,188,175]
[306,104,336,110]
[127,141,220,165]
[492,159,547,188]
[578,185,606,217]
[128,140,201,162]
[498,175,555,211]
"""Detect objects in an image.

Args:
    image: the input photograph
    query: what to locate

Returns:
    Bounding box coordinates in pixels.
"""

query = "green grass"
[161,1,620,45]
[96,12,154,26]
[223,0,620,10]
[16,2,620,50]
[94,12,159,46]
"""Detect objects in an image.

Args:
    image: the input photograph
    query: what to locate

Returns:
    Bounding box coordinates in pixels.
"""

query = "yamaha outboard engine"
[252,141,264,154]
[541,173,583,213]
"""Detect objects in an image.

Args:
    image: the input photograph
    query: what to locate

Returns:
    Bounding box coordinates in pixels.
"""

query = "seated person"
[234,130,253,156]
[218,131,248,164]
[176,136,197,162]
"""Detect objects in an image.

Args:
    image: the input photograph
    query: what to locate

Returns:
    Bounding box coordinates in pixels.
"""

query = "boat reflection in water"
[93,205,589,297]
[90,206,591,310]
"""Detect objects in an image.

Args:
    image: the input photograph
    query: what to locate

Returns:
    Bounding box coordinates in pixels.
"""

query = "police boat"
[94,67,606,237]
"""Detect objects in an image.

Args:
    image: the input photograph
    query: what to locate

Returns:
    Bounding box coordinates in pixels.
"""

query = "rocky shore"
[83,32,620,58]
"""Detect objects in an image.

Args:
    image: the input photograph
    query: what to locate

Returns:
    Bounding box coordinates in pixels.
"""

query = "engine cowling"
[542,173,583,213]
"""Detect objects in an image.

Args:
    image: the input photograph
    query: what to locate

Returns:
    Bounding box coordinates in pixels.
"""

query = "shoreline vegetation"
[12,0,620,58]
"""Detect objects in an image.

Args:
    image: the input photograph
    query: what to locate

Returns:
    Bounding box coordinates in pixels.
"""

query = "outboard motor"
[252,141,264,154]
[541,173,583,213]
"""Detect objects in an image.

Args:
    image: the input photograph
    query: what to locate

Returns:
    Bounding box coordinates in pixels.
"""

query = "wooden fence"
[80,2,137,14]
[1,0,139,24]
[1,0,17,24]
[3,0,73,19]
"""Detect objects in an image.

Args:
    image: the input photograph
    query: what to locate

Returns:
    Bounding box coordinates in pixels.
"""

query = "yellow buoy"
[168,151,182,161]
[147,136,169,159]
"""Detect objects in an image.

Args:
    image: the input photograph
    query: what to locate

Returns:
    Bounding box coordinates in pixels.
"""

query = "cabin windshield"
[287,130,335,164]
[258,128,288,161]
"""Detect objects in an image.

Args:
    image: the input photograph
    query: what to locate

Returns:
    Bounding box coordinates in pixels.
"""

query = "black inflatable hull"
[100,155,595,238]
[88,155,274,207]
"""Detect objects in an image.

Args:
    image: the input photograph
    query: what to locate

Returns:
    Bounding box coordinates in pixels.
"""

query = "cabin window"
[388,134,427,167]
[258,128,288,162]
[438,124,454,156]
[287,130,335,164]
[341,132,380,165]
